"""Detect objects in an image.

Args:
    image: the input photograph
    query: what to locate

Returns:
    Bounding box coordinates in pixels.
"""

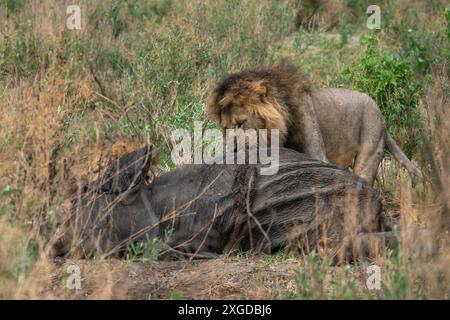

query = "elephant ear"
[95,144,153,194]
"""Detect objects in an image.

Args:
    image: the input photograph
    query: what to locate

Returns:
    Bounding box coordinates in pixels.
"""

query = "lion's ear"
[250,80,267,99]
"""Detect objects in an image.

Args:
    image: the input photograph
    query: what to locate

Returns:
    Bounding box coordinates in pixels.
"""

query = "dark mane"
[212,63,312,109]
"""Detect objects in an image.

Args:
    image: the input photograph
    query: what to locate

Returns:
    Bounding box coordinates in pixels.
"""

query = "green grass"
[0,0,448,299]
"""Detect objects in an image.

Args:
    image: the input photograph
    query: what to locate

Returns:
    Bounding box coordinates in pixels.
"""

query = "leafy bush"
[126,228,173,262]
[343,35,423,156]
[0,185,15,218]
[0,0,448,299]
[0,0,27,15]
[386,5,449,75]
[446,7,450,40]
[339,22,352,48]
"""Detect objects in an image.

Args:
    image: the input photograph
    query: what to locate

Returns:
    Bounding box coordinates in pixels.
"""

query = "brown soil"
[49,257,301,300]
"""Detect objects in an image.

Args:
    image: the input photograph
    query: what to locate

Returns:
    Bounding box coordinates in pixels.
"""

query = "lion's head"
[207,63,311,147]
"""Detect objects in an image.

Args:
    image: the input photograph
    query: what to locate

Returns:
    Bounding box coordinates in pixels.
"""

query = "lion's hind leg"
[353,135,385,186]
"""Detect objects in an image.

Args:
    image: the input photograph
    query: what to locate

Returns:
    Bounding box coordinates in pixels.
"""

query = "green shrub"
[339,22,352,48]
[343,35,423,156]
[446,8,450,40]
[0,0,27,15]
[386,5,449,75]
[0,24,44,79]
[126,228,173,262]
[127,0,173,21]
[294,252,359,299]
[0,185,15,218]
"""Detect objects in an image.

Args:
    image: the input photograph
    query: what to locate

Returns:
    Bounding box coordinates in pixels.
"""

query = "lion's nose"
[235,120,246,129]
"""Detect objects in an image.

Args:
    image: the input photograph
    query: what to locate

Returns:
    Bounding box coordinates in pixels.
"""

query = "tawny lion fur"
[207,63,420,185]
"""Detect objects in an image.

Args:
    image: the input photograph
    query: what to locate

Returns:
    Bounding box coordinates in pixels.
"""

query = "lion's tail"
[385,133,422,177]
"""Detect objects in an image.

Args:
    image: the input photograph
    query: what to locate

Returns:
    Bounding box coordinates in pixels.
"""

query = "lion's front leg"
[297,96,329,163]
[302,126,328,162]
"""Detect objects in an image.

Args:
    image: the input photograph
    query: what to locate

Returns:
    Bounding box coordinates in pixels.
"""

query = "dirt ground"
[47,255,376,300]
[48,257,304,299]
[127,259,301,299]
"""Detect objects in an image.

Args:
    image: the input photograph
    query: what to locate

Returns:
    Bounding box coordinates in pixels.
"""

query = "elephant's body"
[53,147,393,260]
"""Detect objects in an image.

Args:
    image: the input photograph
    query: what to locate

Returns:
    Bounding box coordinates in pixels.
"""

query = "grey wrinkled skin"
[52,146,396,261]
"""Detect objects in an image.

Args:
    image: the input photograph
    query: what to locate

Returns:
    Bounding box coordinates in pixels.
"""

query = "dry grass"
[0,0,448,299]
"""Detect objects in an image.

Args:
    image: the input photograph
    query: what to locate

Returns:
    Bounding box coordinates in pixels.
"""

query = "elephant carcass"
[52,146,394,260]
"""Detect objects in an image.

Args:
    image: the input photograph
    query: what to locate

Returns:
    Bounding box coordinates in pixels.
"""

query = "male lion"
[207,63,420,185]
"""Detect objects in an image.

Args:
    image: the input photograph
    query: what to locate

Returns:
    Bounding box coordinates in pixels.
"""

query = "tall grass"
[0,0,448,299]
